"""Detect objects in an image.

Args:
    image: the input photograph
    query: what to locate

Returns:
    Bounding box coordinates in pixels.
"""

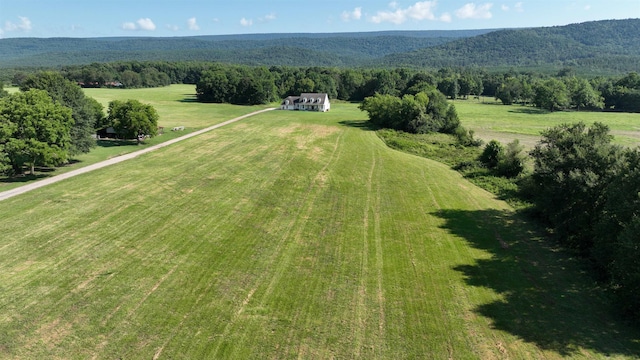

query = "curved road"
[0,108,276,202]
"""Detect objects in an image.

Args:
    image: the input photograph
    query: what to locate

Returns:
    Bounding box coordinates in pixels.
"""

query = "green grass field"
[0,85,271,192]
[1,96,639,358]
[455,97,640,148]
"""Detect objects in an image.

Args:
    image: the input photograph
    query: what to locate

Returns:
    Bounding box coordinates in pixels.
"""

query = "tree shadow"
[96,139,138,147]
[508,107,550,115]
[338,120,379,131]
[178,94,199,103]
[433,208,640,357]
[0,173,50,184]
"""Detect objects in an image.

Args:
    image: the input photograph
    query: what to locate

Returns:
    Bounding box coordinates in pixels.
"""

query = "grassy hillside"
[0,99,639,358]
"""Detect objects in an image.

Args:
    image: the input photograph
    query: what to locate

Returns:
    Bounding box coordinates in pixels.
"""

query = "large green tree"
[359,89,461,135]
[106,99,159,141]
[593,148,640,277]
[0,89,74,175]
[533,78,570,111]
[565,77,604,110]
[529,122,621,251]
[20,71,104,155]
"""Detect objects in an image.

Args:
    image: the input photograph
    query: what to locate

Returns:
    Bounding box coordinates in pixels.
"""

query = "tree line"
[11,61,637,113]
[524,123,640,320]
[464,122,640,320]
[0,72,158,176]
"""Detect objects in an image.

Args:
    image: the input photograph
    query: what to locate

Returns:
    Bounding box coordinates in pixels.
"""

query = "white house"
[280,93,330,112]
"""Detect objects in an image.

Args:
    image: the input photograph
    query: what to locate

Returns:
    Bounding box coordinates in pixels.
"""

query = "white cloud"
[584,5,592,10]
[440,12,452,22]
[167,24,180,31]
[258,13,277,23]
[389,1,399,9]
[240,17,253,27]
[122,22,136,30]
[4,16,32,32]
[501,4,509,11]
[122,18,156,31]
[514,2,524,12]
[341,7,363,22]
[137,18,156,30]
[455,3,493,19]
[187,17,199,30]
[370,1,439,24]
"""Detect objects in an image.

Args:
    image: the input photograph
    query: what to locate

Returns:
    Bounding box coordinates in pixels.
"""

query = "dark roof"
[281,96,300,105]
[281,93,330,106]
[298,93,329,105]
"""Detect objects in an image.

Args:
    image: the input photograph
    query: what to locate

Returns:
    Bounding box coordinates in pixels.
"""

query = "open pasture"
[0,101,639,358]
[455,98,640,148]
[83,85,270,131]
[0,85,270,192]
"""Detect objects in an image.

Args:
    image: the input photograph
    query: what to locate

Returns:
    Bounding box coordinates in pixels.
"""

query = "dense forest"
[0,30,491,69]
[0,19,639,74]
[381,19,640,72]
[8,60,636,112]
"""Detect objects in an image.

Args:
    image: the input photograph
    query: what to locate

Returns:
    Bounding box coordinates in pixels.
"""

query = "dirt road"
[0,108,275,202]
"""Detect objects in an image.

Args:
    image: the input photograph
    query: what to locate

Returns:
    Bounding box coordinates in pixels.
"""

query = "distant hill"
[0,19,639,73]
[377,19,640,73]
[0,30,493,68]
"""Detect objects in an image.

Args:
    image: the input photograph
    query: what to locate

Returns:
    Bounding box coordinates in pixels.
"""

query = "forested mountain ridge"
[379,19,640,72]
[0,29,493,68]
[0,19,638,73]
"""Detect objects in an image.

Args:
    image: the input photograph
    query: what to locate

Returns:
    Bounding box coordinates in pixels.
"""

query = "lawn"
[455,97,640,148]
[0,103,638,358]
[0,85,271,192]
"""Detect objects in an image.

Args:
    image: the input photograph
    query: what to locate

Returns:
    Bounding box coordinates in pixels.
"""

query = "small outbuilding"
[280,93,330,112]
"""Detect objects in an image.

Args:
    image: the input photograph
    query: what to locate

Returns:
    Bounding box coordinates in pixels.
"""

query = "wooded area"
[0,19,638,73]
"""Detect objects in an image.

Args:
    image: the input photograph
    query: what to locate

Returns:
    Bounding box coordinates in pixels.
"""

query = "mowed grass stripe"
[0,104,639,358]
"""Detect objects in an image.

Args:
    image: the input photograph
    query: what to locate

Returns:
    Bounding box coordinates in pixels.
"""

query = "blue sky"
[0,0,638,38]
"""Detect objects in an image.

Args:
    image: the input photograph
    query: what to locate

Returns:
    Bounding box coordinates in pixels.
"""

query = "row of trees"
[196,66,278,105]
[59,61,209,88]
[523,123,640,318]
[10,61,639,112]
[195,64,640,112]
[0,72,158,175]
[494,72,640,112]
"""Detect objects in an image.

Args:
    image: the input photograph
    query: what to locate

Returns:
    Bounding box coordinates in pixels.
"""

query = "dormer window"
[317,97,322,103]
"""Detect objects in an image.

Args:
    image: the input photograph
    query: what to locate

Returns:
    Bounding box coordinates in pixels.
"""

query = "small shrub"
[480,140,504,168]
[496,139,526,178]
